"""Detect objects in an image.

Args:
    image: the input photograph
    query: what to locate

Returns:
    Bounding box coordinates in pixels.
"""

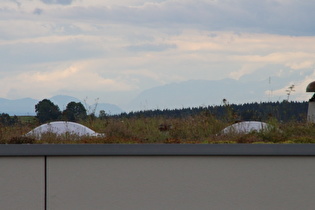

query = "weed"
[3,113,315,144]
[9,136,36,144]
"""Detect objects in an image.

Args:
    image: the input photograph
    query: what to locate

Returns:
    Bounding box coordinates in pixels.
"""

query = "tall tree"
[0,113,19,126]
[63,101,87,122]
[35,99,61,123]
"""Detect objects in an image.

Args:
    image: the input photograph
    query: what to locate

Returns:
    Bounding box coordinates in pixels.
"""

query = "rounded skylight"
[26,121,104,139]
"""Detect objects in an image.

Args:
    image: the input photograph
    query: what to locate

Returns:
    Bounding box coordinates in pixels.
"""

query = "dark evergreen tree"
[63,102,87,122]
[35,99,61,123]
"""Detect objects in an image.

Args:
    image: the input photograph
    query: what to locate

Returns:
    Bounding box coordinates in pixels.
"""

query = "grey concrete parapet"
[1,144,315,210]
[0,144,315,156]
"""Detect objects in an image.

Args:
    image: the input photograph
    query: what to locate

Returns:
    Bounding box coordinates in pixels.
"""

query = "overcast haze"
[1,0,315,111]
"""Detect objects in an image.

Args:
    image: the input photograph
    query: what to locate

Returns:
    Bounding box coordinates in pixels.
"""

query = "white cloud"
[0,63,137,99]
[269,69,315,101]
[229,63,265,80]
[1,0,315,108]
[285,61,315,70]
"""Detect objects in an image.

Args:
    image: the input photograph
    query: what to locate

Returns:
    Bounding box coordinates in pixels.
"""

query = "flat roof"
[0,144,315,156]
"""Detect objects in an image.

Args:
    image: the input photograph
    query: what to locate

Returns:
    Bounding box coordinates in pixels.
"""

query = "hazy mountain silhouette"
[0,78,295,115]
[0,95,124,116]
[50,95,83,111]
[0,98,38,116]
[127,78,283,111]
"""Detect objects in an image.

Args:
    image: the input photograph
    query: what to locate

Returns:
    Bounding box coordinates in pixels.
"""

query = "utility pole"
[268,76,273,102]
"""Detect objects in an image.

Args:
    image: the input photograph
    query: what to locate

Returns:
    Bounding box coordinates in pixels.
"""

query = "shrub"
[9,136,35,144]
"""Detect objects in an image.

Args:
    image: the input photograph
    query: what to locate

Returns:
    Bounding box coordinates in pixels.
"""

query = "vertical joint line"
[44,156,47,210]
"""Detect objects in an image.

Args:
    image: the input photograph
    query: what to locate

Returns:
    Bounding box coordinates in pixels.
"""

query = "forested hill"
[118,101,309,123]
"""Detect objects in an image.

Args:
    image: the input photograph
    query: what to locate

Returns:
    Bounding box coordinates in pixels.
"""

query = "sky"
[1,0,315,110]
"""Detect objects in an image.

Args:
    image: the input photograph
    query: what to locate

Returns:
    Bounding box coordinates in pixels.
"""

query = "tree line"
[34,99,309,124]
[116,101,309,123]
[34,99,308,124]
[0,100,309,126]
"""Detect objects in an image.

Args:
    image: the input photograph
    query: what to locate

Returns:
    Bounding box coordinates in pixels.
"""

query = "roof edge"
[0,144,315,156]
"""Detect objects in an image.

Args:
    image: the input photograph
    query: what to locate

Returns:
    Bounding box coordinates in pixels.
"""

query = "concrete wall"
[47,156,315,210]
[1,144,315,210]
[0,157,45,210]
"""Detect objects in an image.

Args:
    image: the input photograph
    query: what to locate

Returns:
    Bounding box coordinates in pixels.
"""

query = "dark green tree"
[99,110,107,120]
[0,113,19,126]
[35,99,61,123]
[63,101,87,122]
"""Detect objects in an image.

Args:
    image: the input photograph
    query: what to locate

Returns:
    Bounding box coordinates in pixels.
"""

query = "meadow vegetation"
[0,110,315,144]
[0,100,313,144]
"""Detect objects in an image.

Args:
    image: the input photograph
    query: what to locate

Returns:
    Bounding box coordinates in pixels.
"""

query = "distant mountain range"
[0,95,124,116]
[0,98,38,116]
[0,78,297,115]
[127,78,284,111]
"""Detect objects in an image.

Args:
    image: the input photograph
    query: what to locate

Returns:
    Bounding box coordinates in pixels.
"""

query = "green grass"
[1,114,315,144]
[18,116,37,124]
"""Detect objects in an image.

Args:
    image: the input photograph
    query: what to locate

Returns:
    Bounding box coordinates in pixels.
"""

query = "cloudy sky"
[1,0,315,110]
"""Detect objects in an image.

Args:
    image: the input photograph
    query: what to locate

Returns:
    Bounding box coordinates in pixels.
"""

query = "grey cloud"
[55,0,315,36]
[126,43,176,52]
[0,40,103,68]
[33,8,43,15]
[41,0,73,5]
[10,0,21,7]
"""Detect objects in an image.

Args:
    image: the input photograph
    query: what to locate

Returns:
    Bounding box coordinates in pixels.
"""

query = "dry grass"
[1,114,315,144]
